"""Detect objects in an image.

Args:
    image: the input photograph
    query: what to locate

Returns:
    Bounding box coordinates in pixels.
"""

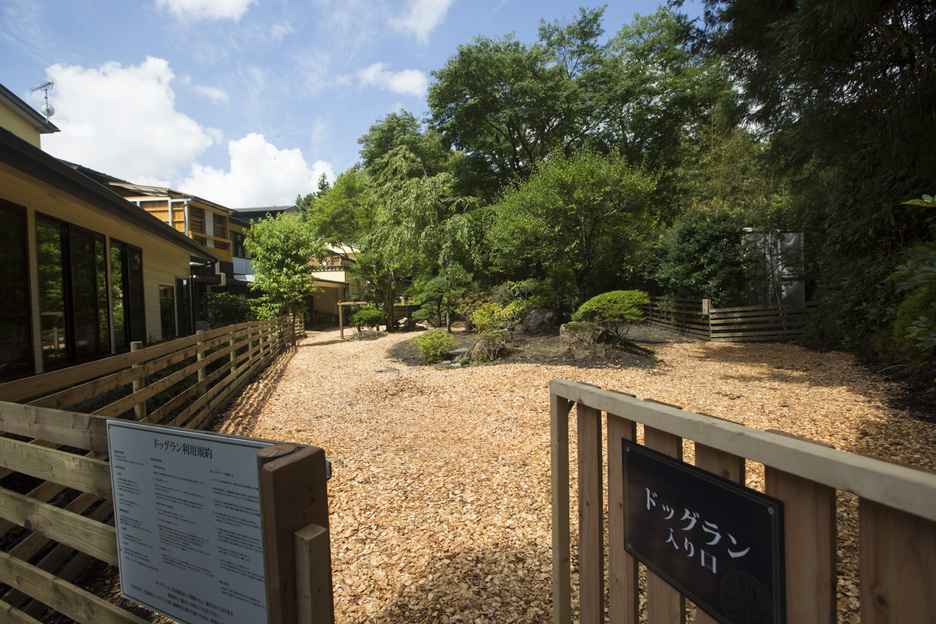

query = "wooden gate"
[551,379,936,623]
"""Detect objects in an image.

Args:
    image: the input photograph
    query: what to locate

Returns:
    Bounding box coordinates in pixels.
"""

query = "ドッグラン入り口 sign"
[622,438,786,624]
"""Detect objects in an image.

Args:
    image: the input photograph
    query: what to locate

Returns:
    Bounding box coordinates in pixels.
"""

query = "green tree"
[699,0,936,354]
[488,149,656,309]
[650,209,756,306]
[244,213,324,319]
[428,7,614,187]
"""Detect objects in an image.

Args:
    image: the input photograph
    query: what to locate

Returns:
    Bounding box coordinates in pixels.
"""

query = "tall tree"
[428,7,614,187]
[244,213,325,319]
[488,150,657,308]
[700,0,936,353]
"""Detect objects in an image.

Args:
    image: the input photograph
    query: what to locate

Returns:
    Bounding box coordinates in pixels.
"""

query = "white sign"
[107,421,275,624]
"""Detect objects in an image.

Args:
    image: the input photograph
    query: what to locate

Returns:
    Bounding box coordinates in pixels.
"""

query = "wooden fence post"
[551,393,573,624]
[130,341,146,421]
[258,444,332,624]
[196,330,206,385]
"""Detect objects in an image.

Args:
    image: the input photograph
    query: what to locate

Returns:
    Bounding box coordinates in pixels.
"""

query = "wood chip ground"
[214,327,936,624]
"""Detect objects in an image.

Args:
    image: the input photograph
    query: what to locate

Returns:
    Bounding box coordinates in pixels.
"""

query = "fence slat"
[577,404,604,624]
[0,402,109,453]
[0,551,148,624]
[694,443,745,624]
[551,393,573,624]
[765,466,836,624]
[859,498,936,623]
[0,487,117,566]
[608,413,638,624]
[644,426,686,624]
[0,437,112,499]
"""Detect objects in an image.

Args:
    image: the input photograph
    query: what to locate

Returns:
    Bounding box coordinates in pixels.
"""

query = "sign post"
[107,420,276,624]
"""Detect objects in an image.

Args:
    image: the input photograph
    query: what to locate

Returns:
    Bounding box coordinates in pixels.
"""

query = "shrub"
[472,331,508,362]
[201,292,256,328]
[411,331,456,365]
[571,290,650,341]
[469,302,510,332]
[350,304,390,331]
[893,283,936,362]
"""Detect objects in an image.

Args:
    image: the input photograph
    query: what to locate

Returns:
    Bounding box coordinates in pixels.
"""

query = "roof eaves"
[0,127,219,262]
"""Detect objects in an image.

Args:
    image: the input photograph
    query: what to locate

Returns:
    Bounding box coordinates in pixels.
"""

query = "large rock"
[559,322,607,359]
[522,306,563,336]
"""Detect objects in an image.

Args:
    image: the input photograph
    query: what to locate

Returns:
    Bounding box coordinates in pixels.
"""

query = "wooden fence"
[644,296,810,342]
[0,315,298,425]
[0,315,316,623]
[550,379,936,623]
[0,402,332,624]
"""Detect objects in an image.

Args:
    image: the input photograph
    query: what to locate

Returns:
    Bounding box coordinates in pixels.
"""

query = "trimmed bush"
[571,290,650,341]
[350,304,390,331]
[411,331,456,365]
[201,292,256,329]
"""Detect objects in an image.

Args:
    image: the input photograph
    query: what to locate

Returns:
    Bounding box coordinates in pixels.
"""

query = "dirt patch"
[209,327,936,624]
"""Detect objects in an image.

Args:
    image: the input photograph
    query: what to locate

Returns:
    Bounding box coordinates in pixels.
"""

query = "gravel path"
[214,327,936,624]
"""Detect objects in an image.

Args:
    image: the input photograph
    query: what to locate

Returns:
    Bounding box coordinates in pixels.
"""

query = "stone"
[559,322,607,359]
[445,347,471,361]
[522,307,563,336]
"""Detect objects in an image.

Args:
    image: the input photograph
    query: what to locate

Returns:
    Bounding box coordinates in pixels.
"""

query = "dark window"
[230,231,246,257]
[35,215,109,369]
[176,278,192,337]
[110,240,146,350]
[0,200,33,380]
[159,285,176,340]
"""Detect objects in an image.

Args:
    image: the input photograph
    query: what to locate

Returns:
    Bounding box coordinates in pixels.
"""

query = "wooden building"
[0,125,219,382]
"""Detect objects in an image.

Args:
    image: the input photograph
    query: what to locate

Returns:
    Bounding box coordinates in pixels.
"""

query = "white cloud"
[391,0,453,44]
[270,21,294,41]
[194,85,229,103]
[41,57,217,181]
[155,0,255,22]
[179,133,335,208]
[357,63,428,97]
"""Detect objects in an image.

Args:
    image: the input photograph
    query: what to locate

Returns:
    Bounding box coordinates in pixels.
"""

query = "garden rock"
[559,322,607,359]
[522,307,563,336]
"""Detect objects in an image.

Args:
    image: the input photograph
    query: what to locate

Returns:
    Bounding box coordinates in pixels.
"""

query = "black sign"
[622,439,785,624]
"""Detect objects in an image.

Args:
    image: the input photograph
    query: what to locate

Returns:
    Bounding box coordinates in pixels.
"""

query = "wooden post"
[644,425,686,624]
[577,404,604,624]
[551,393,573,624]
[130,341,146,421]
[338,302,345,339]
[229,336,237,376]
[196,330,206,385]
[608,412,638,624]
[258,444,332,624]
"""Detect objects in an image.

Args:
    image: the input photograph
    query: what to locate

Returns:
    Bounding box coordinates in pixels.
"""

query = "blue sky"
[1,0,701,208]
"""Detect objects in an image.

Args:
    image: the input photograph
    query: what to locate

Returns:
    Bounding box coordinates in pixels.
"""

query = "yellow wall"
[0,107,42,147]
[0,161,196,361]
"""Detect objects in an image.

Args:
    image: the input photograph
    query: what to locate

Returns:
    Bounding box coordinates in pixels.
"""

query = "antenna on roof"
[32,79,55,120]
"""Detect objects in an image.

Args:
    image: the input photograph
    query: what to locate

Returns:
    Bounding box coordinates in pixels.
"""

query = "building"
[0,125,219,381]
[0,82,59,148]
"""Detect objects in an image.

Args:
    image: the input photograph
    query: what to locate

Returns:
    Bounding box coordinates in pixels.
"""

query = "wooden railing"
[0,315,298,426]
[551,379,936,624]
[644,296,810,342]
[0,402,332,624]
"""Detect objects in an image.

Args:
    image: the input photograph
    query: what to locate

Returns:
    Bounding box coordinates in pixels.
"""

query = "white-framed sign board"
[107,420,275,624]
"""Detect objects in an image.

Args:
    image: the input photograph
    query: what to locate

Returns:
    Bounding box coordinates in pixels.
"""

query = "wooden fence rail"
[644,296,810,342]
[0,402,332,624]
[0,315,298,424]
[551,379,936,624]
